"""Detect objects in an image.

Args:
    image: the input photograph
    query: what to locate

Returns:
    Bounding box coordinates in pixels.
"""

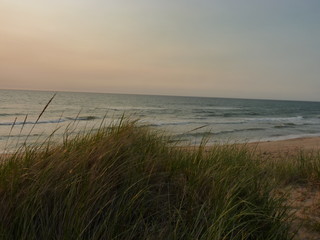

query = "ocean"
[1,89,320,152]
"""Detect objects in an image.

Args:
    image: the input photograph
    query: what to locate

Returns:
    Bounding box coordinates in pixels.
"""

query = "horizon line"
[1,87,319,103]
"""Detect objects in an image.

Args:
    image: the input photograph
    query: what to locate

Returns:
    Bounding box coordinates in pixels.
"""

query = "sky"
[1,0,320,101]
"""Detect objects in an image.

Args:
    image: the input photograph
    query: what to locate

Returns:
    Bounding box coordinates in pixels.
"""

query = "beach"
[247,136,320,159]
[3,135,319,160]
[237,137,320,240]
[247,137,320,240]
[182,136,320,161]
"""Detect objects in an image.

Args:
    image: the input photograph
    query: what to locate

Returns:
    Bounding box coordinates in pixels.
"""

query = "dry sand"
[199,136,320,240]
[247,137,320,240]
[247,136,320,158]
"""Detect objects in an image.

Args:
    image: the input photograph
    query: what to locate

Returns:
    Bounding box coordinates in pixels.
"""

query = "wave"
[149,119,257,126]
[246,116,304,122]
[213,121,248,125]
[149,118,300,127]
[0,113,26,117]
[198,106,243,110]
[0,119,67,126]
[0,133,41,138]
[273,123,296,129]
[221,116,318,126]
[65,116,99,121]
[214,128,265,135]
[257,133,320,143]
[131,115,316,128]
[222,112,259,117]
[107,107,165,111]
[197,116,305,124]
[175,127,265,138]
[192,109,259,117]
[0,115,100,126]
[149,121,199,127]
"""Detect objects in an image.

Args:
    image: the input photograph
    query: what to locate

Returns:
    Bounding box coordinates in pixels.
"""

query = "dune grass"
[258,150,320,186]
[0,120,294,240]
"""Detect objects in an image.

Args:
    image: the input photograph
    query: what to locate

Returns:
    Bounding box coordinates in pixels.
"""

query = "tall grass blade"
[4,117,17,152]
[24,93,56,145]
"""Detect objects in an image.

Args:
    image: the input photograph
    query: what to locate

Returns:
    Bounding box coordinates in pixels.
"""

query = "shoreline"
[184,136,320,160]
[177,136,320,160]
[1,136,320,158]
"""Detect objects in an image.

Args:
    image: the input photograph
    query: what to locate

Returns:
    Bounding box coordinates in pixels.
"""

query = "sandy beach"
[246,137,320,240]
[2,136,320,160]
[246,136,320,159]
[184,136,320,160]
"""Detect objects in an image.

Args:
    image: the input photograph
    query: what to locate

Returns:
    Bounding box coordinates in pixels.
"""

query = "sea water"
[1,89,320,152]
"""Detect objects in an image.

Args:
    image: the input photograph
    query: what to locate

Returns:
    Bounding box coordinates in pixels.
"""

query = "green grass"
[0,121,293,239]
[259,150,320,185]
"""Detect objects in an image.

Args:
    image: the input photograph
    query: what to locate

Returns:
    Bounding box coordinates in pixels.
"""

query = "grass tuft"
[0,120,292,239]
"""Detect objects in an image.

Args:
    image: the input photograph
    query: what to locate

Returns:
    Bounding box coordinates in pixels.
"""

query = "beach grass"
[0,120,294,240]
[258,150,320,185]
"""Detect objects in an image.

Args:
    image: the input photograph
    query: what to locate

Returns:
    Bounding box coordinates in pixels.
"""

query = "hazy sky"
[1,0,320,101]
